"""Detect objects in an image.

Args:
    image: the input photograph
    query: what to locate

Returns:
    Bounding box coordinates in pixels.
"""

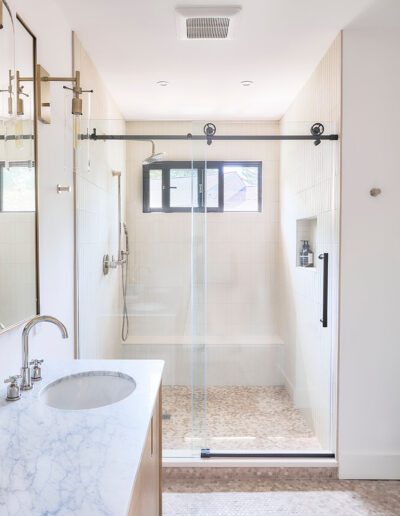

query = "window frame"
[143,160,262,213]
[0,160,36,213]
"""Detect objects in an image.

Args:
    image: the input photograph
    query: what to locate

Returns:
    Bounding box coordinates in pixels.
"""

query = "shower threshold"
[200,449,335,459]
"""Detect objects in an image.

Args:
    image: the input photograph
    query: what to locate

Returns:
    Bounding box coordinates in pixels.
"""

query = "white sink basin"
[40,371,136,410]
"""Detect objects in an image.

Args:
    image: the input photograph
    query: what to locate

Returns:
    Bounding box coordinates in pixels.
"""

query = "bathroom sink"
[40,371,136,410]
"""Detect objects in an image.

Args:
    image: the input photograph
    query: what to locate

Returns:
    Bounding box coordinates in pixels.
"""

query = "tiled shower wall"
[123,121,282,386]
[0,212,36,326]
[279,35,341,449]
[74,36,126,359]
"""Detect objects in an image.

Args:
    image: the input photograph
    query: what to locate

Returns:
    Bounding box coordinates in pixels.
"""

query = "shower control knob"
[29,359,44,381]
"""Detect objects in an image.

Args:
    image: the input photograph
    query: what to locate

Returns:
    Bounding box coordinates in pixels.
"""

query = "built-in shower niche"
[296,217,317,269]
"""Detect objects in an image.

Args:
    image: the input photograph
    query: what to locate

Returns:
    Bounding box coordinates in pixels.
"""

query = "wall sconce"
[16,64,93,123]
[16,71,29,116]
[36,65,93,123]
[0,70,14,115]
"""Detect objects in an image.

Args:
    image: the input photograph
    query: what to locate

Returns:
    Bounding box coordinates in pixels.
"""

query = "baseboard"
[339,453,400,480]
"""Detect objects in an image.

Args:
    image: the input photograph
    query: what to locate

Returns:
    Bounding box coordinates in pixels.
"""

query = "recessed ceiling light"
[156,81,169,87]
[241,80,254,87]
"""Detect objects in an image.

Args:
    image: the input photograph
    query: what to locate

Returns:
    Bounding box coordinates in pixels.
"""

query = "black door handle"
[319,253,328,328]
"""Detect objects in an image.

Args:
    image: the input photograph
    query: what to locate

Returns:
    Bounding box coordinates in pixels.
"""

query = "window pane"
[170,169,198,208]
[2,165,35,211]
[223,165,259,212]
[205,168,219,208]
[149,169,162,209]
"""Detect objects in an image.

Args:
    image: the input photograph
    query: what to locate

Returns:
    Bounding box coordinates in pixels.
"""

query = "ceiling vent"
[175,6,242,40]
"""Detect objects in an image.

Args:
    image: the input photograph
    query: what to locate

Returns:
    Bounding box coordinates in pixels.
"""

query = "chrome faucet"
[21,315,68,391]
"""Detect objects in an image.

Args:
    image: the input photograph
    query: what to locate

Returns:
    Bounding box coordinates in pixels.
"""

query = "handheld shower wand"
[122,222,129,256]
[121,222,129,342]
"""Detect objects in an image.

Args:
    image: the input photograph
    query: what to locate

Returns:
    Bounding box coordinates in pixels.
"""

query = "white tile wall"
[124,121,282,386]
[74,36,126,360]
[0,212,36,327]
[279,35,341,449]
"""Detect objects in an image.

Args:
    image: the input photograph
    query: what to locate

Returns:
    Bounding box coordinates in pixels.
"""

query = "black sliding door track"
[83,132,339,143]
[83,122,338,145]
[201,449,335,459]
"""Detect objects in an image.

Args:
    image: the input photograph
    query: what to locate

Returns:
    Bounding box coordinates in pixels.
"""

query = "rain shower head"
[142,140,167,165]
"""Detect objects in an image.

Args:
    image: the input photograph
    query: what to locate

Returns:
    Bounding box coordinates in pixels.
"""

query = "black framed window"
[143,161,262,213]
[0,161,35,212]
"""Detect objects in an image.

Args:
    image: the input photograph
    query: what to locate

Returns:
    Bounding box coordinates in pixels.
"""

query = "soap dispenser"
[300,240,314,267]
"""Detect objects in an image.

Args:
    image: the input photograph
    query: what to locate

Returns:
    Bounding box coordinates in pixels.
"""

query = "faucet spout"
[21,315,68,390]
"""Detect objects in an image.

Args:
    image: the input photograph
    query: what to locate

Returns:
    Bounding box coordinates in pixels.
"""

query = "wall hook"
[370,188,382,197]
[57,185,71,194]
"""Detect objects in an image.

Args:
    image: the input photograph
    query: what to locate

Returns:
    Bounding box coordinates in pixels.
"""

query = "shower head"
[142,140,167,165]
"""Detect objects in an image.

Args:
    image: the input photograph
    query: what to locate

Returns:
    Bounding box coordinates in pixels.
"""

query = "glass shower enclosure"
[75,119,339,460]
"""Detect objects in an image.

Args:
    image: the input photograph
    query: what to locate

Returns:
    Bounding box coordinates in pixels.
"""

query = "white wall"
[339,22,400,478]
[279,35,341,449]
[123,121,282,385]
[0,0,75,381]
[73,36,126,359]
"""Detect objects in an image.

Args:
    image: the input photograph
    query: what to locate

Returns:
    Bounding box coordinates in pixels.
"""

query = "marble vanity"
[0,359,164,515]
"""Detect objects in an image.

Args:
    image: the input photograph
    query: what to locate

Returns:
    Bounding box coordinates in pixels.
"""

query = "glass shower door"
[191,120,339,457]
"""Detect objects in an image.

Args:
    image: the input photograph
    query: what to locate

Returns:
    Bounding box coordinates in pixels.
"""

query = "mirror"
[0,10,38,332]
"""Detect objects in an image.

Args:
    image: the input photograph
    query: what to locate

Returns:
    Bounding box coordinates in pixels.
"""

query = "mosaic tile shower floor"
[162,385,322,452]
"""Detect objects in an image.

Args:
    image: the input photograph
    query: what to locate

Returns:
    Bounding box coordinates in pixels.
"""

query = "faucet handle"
[4,374,22,384]
[29,359,44,381]
[4,375,22,401]
[29,359,44,366]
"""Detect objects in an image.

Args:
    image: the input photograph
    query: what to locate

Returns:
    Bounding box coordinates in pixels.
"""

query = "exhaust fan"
[175,6,242,40]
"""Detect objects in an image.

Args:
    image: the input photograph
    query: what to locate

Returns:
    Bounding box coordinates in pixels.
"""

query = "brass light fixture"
[36,65,93,123]
[0,70,15,115]
[17,64,93,123]
[16,70,30,116]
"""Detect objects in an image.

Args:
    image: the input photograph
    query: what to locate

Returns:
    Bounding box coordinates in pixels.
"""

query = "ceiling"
[55,0,376,121]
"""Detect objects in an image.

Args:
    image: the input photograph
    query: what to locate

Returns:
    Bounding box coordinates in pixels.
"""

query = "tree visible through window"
[143,161,261,213]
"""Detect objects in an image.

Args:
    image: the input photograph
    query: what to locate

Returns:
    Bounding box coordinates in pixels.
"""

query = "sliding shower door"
[190,121,339,458]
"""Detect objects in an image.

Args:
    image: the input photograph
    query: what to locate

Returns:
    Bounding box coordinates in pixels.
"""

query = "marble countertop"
[0,359,164,516]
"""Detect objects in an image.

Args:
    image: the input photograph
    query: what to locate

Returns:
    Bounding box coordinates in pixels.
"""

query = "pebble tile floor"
[163,385,322,451]
[163,480,400,515]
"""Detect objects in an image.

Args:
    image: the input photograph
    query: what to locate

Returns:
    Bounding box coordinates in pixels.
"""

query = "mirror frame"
[0,13,40,334]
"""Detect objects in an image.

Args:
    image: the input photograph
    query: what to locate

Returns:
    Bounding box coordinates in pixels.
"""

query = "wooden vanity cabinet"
[128,387,162,516]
